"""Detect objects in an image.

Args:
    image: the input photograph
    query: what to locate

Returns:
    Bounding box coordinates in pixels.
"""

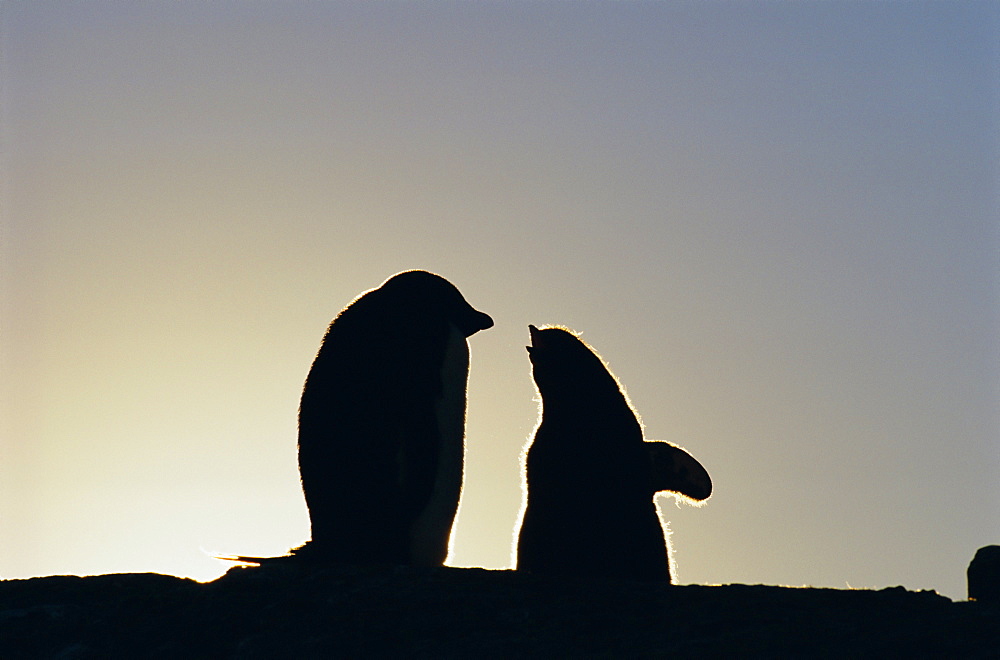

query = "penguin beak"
[463,310,494,337]
[527,324,541,353]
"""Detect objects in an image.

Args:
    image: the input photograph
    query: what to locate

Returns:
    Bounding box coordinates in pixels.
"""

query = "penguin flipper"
[645,440,712,502]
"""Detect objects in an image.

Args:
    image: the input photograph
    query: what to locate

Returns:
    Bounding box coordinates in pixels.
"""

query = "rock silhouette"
[968,545,1000,604]
[295,270,492,566]
[5,567,997,657]
[517,325,711,581]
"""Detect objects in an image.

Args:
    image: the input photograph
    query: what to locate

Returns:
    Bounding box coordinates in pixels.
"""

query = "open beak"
[527,324,541,353]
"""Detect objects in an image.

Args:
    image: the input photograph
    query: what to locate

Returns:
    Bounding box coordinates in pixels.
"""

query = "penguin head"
[526,325,622,402]
[380,270,493,337]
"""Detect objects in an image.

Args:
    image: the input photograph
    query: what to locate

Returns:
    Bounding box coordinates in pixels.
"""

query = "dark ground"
[2,563,998,658]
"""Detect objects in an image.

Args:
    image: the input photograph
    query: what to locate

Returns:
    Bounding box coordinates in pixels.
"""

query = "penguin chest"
[407,324,470,565]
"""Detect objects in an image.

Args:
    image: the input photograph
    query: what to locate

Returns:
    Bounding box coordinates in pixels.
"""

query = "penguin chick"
[516,325,710,581]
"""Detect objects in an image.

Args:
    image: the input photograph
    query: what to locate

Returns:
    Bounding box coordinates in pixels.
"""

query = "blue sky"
[2,1,997,600]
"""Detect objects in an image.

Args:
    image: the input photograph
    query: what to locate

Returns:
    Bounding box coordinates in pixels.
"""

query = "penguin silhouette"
[516,325,711,581]
[295,270,493,566]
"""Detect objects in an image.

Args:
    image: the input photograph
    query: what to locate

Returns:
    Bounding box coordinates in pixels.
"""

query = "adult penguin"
[296,270,493,566]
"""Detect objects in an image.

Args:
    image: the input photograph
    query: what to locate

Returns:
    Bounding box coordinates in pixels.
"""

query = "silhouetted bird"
[293,270,493,566]
[517,325,711,581]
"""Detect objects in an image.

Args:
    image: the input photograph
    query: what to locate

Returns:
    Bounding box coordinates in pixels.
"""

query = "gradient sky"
[2,2,997,600]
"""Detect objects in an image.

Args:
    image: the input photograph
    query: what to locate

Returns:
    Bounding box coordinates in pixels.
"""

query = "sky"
[2,1,997,601]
